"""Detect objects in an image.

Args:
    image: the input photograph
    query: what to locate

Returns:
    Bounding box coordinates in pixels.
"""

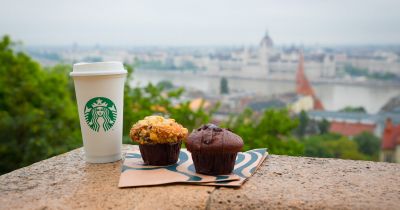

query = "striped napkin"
[118,145,267,188]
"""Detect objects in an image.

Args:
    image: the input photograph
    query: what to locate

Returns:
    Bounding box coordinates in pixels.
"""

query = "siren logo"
[84,97,117,132]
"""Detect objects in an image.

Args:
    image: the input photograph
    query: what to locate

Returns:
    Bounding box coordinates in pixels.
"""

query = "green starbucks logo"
[84,97,117,132]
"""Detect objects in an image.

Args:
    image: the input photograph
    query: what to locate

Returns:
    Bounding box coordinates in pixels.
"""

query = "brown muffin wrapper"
[139,141,182,166]
[191,152,238,175]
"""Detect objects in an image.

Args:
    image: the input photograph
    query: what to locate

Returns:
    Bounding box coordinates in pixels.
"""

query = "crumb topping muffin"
[129,116,188,144]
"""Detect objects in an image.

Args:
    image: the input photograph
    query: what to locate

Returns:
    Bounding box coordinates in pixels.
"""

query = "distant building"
[330,121,376,137]
[206,30,336,80]
[379,95,400,163]
[269,50,336,80]
[243,31,273,77]
[308,94,400,163]
[290,96,314,113]
[308,110,400,139]
[235,54,326,114]
[380,95,400,113]
[292,53,324,112]
[381,119,400,163]
[308,111,377,137]
[346,52,400,76]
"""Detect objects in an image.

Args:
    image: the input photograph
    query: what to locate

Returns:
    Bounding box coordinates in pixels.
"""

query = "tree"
[122,65,218,144]
[0,35,380,175]
[223,108,304,156]
[156,80,174,90]
[295,110,309,138]
[339,106,366,113]
[0,36,81,174]
[303,133,367,160]
[220,77,229,95]
[318,118,330,134]
[294,112,330,138]
[354,132,380,160]
[0,35,219,174]
[344,64,398,81]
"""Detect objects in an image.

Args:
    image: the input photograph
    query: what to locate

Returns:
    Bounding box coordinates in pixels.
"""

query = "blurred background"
[1,0,400,174]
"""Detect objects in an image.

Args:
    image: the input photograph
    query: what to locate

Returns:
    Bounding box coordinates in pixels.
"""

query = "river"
[131,70,400,114]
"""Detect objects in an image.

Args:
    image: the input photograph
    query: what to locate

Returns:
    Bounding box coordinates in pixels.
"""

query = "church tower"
[296,53,324,110]
[259,30,273,76]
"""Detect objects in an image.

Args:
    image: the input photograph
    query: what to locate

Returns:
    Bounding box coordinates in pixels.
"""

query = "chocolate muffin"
[186,124,243,175]
[129,116,188,166]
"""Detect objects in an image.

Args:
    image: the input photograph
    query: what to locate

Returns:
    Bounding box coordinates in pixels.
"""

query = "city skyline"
[1,0,400,46]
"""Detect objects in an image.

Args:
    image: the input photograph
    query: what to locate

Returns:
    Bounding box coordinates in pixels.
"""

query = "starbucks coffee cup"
[70,62,127,163]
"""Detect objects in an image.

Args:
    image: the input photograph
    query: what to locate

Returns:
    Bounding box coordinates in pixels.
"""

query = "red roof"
[296,53,324,110]
[314,98,325,110]
[382,118,400,150]
[330,121,375,137]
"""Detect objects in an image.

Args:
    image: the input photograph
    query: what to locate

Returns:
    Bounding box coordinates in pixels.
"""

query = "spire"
[296,53,314,96]
[259,30,273,47]
[296,52,324,110]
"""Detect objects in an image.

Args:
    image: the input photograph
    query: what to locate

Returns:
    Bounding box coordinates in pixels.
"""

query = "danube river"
[131,70,400,114]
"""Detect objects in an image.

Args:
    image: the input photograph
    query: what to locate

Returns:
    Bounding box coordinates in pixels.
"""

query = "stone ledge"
[0,144,399,210]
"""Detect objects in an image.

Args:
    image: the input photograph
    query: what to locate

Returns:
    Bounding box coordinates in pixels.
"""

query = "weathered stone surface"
[1,145,399,210]
[209,155,400,210]
[0,145,211,210]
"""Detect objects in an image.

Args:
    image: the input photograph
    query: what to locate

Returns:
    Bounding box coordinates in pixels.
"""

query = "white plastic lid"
[70,61,127,77]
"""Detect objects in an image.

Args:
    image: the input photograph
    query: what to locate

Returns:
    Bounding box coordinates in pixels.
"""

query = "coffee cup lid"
[70,61,127,77]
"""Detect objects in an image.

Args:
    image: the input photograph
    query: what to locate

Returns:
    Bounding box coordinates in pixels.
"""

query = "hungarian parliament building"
[205,32,336,80]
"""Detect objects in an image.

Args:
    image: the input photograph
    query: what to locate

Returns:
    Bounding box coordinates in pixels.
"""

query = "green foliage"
[83,56,103,62]
[303,133,339,157]
[368,72,397,80]
[353,132,380,160]
[293,112,330,138]
[156,80,174,90]
[223,108,304,156]
[122,65,217,144]
[0,35,384,174]
[318,118,330,134]
[0,35,217,174]
[295,110,309,138]
[28,51,61,62]
[220,77,229,95]
[339,106,366,113]
[344,65,369,77]
[344,64,397,81]
[303,133,367,160]
[0,36,81,174]
[136,59,200,71]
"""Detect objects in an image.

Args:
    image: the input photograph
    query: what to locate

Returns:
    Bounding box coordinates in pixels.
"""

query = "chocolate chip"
[201,124,209,130]
[213,127,222,132]
[201,123,221,131]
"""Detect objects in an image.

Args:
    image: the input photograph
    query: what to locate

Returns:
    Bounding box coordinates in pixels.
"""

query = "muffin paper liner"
[191,152,238,175]
[139,142,181,166]
[118,145,268,188]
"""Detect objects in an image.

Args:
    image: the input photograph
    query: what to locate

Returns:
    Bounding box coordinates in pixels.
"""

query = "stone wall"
[1,144,399,209]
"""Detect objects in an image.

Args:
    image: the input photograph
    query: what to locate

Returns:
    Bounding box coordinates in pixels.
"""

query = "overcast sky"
[1,0,400,46]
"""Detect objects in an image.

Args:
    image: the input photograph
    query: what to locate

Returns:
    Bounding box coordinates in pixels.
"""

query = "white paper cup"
[70,62,127,163]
